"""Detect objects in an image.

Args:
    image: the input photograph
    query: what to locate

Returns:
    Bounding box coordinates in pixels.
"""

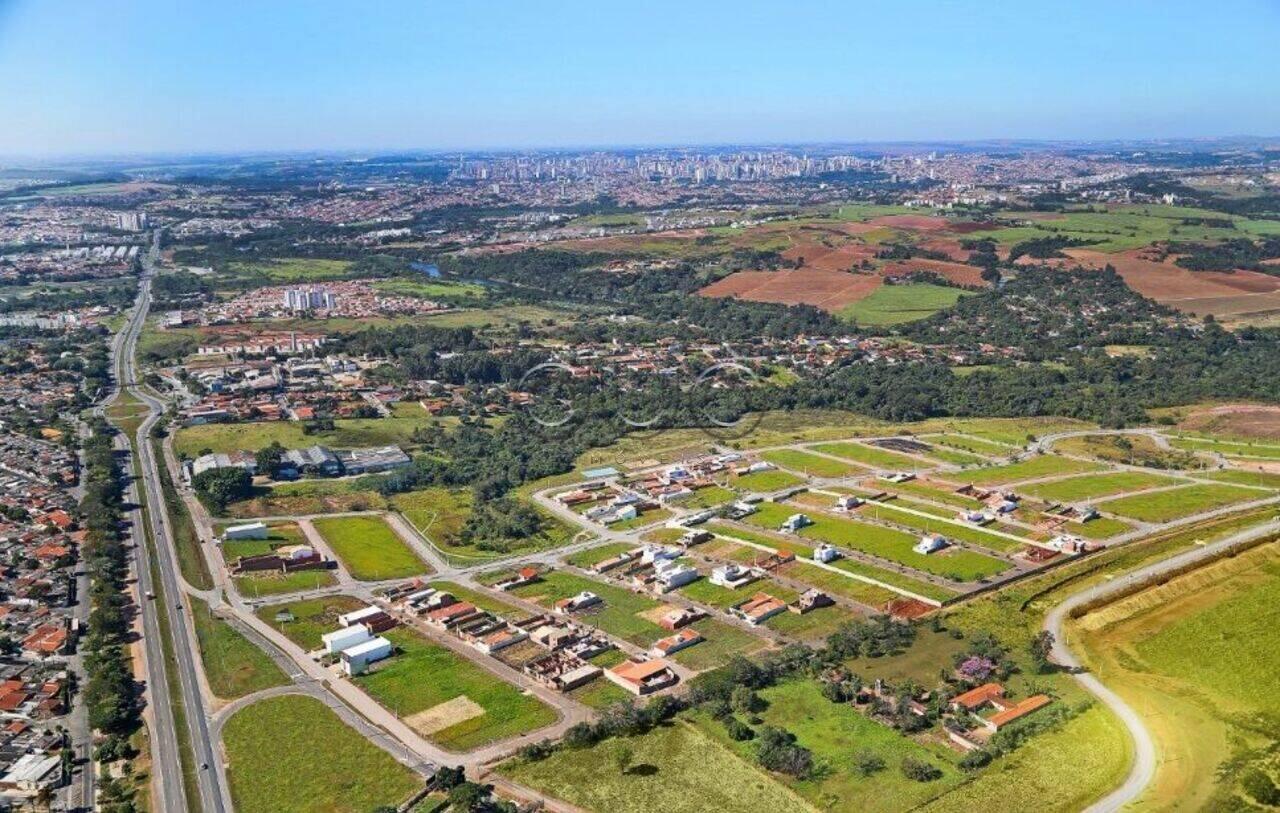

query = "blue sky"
[1,0,1277,156]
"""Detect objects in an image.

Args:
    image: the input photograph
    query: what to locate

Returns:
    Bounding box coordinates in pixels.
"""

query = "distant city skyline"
[2,0,1278,157]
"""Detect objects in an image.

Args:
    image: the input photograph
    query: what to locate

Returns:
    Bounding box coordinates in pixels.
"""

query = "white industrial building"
[342,636,392,675]
[321,625,372,655]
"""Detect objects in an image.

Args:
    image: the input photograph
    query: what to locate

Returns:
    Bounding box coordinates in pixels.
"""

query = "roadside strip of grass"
[152,438,214,590]
[189,600,289,700]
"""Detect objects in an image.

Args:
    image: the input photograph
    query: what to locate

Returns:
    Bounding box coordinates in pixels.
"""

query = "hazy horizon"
[3,0,1278,157]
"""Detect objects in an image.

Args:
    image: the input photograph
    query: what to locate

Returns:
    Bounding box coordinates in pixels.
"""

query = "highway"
[108,232,230,813]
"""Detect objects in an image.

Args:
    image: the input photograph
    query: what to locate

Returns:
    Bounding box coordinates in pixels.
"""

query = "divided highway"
[106,233,230,813]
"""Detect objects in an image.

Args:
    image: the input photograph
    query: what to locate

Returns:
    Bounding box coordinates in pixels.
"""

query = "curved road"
[1044,518,1280,812]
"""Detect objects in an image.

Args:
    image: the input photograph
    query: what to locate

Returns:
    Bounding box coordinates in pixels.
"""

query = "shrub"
[853,750,885,777]
[901,757,943,782]
[725,718,755,741]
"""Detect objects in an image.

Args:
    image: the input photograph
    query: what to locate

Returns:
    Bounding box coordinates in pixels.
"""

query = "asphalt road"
[1044,517,1280,812]
[111,234,230,813]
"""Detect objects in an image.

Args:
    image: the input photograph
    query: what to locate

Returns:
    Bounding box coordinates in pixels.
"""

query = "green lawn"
[811,441,925,470]
[223,694,421,813]
[958,455,1104,486]
[233,569,337,598]
[255,595,369,650]
[858,501,1024,553]
[734,469,805,492]
[311,515,431,580]
[761,449,864,477]
[743,502,1008,582]
[1199,469,1280,489]
[1019,471,1183,503]
[682,484,738,509]
[500,720,815,813]
[701,679,965,810]
[217,522,308,561]
[1170,436,1280,460]
[508,570,667,646]
[1097,483,1261,523]
[190,601,288,700]
[925,433,1017,457]
[564,542,636,569]
[1063,517,1132,540]
[356,628,556,750]
[838,282,971,326]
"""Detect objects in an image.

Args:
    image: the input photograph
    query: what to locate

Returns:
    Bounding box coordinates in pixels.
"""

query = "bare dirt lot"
[1176,404,1280,441]
[698,268,883,311]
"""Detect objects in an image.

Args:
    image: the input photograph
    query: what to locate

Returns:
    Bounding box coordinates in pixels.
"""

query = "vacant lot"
[734,469,805,492]
[500,720,814,813]
[958,455,1103,486]
[1097,483,1261,523]
[838,282,971,326]
[761,449,864,477]
[233,568,337,598]
[811,441,924,470]
[701,679,964,810]
[358,628,556,750]
[394,487,575,563]
[256,595,368,650]
[1019,471,1182,503]
[744,502,1008,581]
[699,268,883,312]
[223,694,420,813]
[311,515,430,580]
[175,415,432,457]
[191,602,288,700]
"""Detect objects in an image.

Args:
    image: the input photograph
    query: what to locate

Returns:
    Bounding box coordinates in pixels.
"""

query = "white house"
[813,543,840,564]
[321,625,372,655]
[710,563,758,589]
[223,521,268,541]
[653,561,699,592]
[555,591,602,614]
[341,636,392,675]
[640,544,680,565]
[604,504,638,524]
[914,534,948,555]
[338,605,383,628]
[780,513,812,533]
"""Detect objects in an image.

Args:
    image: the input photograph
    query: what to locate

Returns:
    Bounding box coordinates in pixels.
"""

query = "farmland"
[222,694,420,813]
[310,515,431,580]
[356,627,557,750]
[838,282,971,326]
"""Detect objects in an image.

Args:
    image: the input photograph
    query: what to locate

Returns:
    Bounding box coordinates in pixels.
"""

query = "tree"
[1029,631,1055,674]
[191,467,252,511]
[254,442,286,478]
[730,685,762,715]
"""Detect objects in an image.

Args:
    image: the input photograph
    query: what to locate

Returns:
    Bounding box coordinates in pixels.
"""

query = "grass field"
[1170,435,1280,460]
[311,515,431,580]
[500,720,814,813]
[681,484,737,509]
[1018,471,1183,503]
[1199,468,1280,489]
[858,501,1025,553]
[222,694,420,813]
[1073,544,1280,810]
[699,679,965,810]
[838,283,971,326]
[743,502,1008,581]
[761,449,865,477]
[393,487,575,563]
[917,707,1130,813]
[1096,483,1261,522]
[924,433,1017,456]
[190,601,288,700]
[255,595,368,650]
[881,479,984,509]
[356,627,556,750]
[223,478,389,519]
[564,542,635,569]
[225,257,354,283]
[957,454,1104,486]
[508,570,667,646]
[233,568,337,598]
[1063,516,1132,540]
[217,522,308,561]
[174,415,433,457]
[811,441,924,470]
[734,469,805,492]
